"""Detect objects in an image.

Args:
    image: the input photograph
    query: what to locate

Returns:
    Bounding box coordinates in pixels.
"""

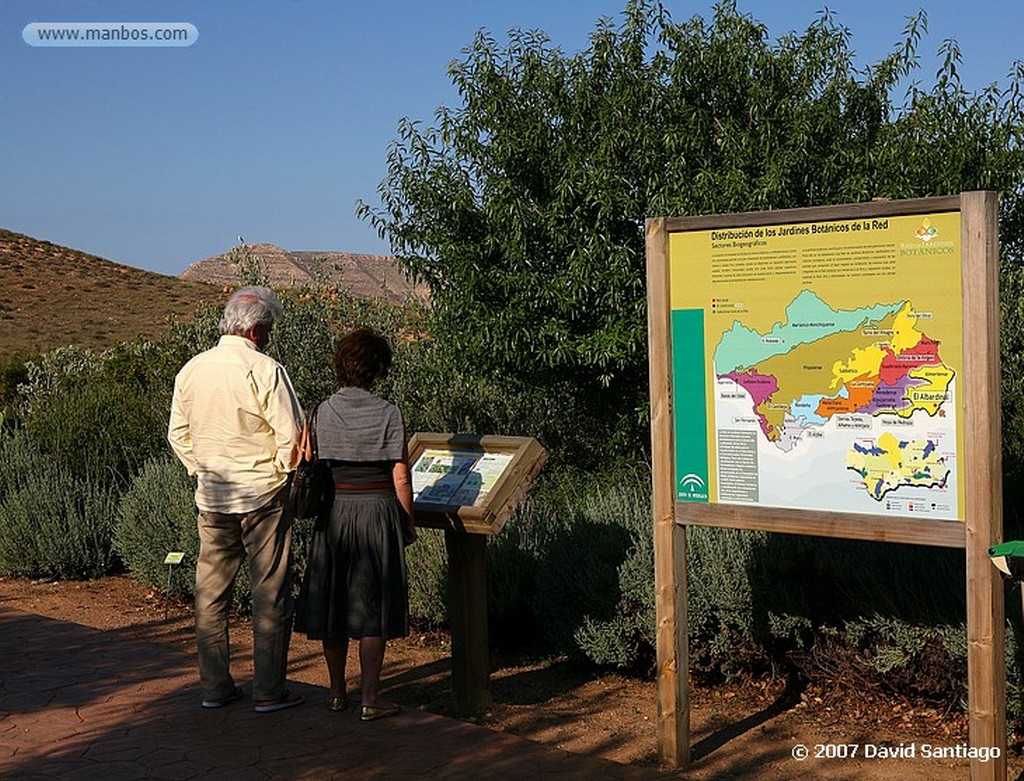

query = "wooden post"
[961,191,1006,781]
[647,218,690,767]
[445,530,491,716]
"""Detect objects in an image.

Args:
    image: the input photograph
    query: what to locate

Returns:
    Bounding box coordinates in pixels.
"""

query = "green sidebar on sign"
[671,309,709,502]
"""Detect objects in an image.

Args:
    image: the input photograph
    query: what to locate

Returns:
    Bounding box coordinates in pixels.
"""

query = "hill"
[180,243,428,305]
[0,230,224,358]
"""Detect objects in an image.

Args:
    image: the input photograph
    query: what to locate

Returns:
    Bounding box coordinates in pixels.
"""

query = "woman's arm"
[392,458,417,544]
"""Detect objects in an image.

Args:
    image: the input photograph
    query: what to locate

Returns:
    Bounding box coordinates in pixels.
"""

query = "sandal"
[360,702,400,722]
[326,695,348,712]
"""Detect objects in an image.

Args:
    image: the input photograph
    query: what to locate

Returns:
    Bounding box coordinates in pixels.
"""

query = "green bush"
[115,456,432,619]
[485,505,546,648]
[113,457,329,612]
[113,456,200,593]
[0,351,33,409]
[534,517,630,657]
[406,527,449,627]
[573,529,654,669]
[17,343,174,488]
[0,430,119,578]
[565,479,656,669]
[396,472,656,652]
[1001,259,1024,531]
[686,526,768,677]
[539,472,976,699]
[382,338,639,469]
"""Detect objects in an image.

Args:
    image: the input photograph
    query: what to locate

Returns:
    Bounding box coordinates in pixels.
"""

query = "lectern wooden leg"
[445,530,491,716]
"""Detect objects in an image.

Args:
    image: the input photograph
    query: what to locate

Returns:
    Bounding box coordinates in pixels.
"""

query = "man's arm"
[167,377,198,476]
[263,365,304,473]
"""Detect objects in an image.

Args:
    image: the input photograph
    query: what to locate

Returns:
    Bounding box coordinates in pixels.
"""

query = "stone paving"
[0,608,675,780]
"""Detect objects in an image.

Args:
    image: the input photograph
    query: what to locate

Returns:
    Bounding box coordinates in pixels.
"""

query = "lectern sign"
[409,433,547,535]
[412,449,515,507]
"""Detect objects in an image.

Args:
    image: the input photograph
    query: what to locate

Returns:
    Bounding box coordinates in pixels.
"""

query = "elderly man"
[168,286,305,713]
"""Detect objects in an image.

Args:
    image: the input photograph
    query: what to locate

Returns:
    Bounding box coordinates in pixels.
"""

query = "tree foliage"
[360,0,1024,454]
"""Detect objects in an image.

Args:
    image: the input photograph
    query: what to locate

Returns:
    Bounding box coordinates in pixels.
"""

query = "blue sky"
[2,0,1021,276]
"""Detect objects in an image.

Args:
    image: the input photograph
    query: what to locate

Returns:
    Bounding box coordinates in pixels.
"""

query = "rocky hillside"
[180,243,428,305]
[0,232,428,359]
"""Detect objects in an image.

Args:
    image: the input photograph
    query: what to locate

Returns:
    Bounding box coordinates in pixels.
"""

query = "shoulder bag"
[289,402,334,519]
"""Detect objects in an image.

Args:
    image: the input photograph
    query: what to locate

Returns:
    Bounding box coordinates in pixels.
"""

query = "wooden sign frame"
[407,432,547,716]
[646,193,1004,780]
[409,432,548,535]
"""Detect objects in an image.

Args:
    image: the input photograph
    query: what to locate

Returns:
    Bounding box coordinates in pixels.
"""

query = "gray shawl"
[314,386,405,462]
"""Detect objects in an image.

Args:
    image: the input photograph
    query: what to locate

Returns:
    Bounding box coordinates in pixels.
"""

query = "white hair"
[218,286,283,336]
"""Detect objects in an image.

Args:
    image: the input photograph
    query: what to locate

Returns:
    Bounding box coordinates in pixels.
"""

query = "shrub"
[685,526,768,677]
[0,351,33,409]
[114,456,351,614]
[395,472,656,653]
[113,456,201,593]
[1000,259,1024,531]
[17,343,173,488]
[113,456,265,609]
[0,430,119,578]
[552,472,974,693]
[381,336,645,470]
[568,479,656,670]
[406,527,449,627]
[486,505,546,648]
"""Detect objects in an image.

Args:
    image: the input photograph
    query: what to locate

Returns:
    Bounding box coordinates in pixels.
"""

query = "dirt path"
[1,575,1019,779]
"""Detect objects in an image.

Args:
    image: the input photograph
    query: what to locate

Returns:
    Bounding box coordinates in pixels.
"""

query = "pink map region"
[864,374,924,414]
[878,335,941,385]
[720,369,778,406]
[720,369,779,438]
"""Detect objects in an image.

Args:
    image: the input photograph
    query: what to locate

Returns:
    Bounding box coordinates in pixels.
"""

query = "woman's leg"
[323,638,349,698]
[359,636,386,706]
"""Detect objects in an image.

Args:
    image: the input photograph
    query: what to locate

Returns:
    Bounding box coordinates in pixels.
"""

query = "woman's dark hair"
[334,327,392,389]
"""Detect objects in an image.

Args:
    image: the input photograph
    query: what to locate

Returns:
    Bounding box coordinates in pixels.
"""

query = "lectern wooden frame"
[409,432,547,714]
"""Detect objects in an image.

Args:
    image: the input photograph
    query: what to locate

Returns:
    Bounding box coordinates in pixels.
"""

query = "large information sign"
[670,211,964,521]
[646,194,1005,780]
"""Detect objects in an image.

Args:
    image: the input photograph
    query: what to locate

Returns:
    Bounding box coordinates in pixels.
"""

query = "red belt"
[334,482,393,491]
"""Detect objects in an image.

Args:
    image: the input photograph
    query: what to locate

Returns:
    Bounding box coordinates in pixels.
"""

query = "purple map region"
[720,369,779,439]
[852,442,887,457]
[720,369,778,406]
[866,374,924,414]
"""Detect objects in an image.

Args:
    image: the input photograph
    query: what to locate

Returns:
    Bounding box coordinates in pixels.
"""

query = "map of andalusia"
[714,291,953,501]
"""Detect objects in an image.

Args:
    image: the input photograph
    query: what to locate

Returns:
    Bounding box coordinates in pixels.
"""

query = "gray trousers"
[195,486,293,702]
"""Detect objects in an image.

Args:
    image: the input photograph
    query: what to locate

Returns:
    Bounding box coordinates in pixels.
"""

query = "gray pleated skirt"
[296,490,409,641]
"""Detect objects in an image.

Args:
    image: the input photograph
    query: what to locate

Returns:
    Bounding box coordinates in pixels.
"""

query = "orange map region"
[815,374,880,417]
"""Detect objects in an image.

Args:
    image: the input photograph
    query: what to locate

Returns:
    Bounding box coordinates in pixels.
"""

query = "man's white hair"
[218,286,283,336]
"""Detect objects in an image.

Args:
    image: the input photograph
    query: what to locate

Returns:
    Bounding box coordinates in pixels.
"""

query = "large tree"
[360,0,1024,455]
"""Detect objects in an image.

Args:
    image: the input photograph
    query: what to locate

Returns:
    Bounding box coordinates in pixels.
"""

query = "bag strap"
[301,401,321,461]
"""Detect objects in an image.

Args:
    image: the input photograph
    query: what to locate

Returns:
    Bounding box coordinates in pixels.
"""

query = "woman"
[296,327,417,721]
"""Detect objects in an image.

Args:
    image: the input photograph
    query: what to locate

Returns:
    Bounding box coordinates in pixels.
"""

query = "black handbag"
[289,402,333,519]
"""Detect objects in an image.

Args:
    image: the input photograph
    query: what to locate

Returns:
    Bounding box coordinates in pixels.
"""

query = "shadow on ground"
[0,609,671,780]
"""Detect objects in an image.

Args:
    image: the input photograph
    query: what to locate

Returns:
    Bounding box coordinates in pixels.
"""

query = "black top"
[328,460,392,485]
